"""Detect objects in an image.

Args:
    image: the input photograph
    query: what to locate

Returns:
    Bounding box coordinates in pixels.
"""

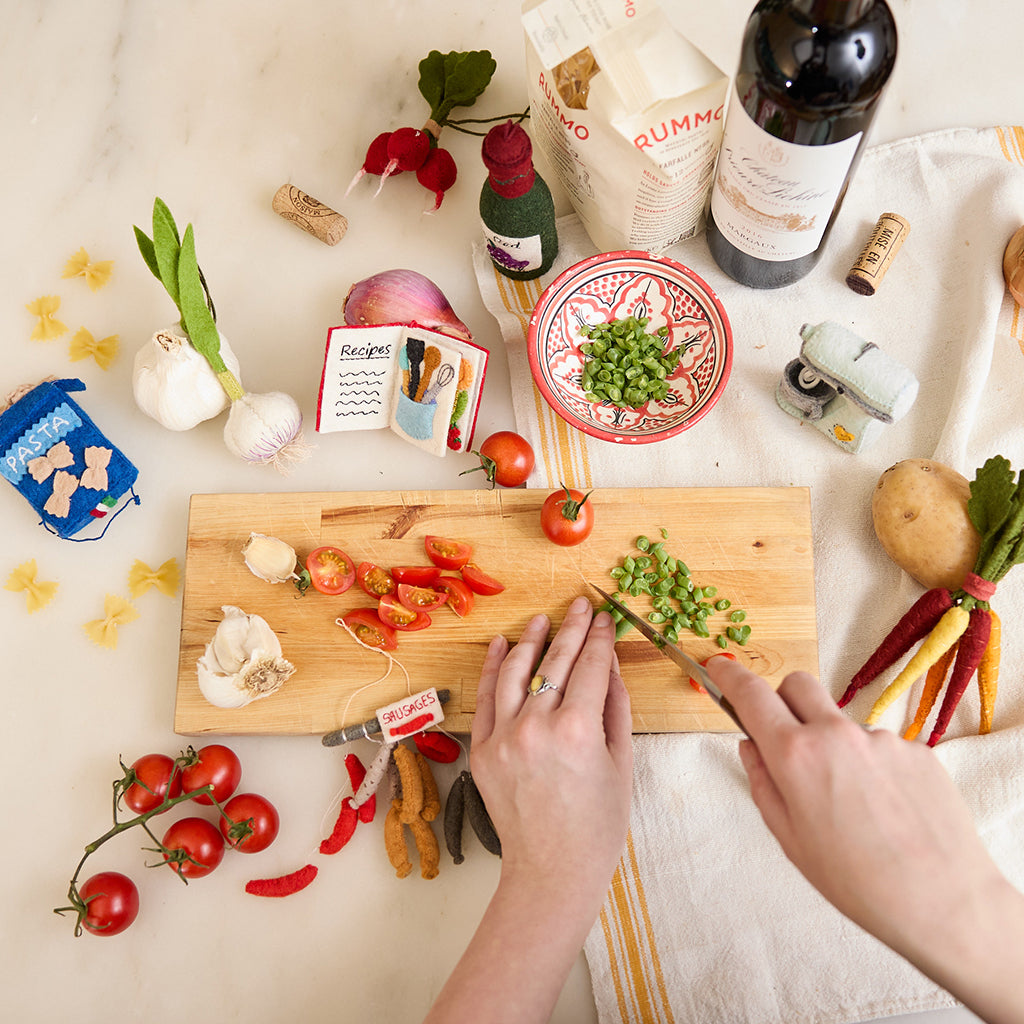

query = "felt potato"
[871,458,981,590]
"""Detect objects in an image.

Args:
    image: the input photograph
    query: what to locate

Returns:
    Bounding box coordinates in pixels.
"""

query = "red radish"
[345,131,394,196]
[417,147,458,211]
[376,127,431,195]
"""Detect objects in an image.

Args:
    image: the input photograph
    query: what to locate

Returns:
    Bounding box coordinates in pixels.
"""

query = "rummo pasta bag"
[523,0,728,254]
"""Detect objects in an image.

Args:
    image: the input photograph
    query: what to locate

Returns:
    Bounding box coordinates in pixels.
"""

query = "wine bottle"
[707,0,897,289]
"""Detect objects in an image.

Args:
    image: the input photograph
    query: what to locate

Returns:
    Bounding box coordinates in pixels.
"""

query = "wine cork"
[846,212,910,294]
[272,184,347,246]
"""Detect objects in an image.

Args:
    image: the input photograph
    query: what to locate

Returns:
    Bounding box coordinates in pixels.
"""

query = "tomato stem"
[560,485,592,522]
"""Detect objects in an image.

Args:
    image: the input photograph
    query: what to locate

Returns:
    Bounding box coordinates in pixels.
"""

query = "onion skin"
[343,269,472,341]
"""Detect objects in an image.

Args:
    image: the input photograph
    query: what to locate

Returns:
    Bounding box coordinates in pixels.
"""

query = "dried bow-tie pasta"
[69,328,120,370]
[26,295,68,341]
[62,247,114,291]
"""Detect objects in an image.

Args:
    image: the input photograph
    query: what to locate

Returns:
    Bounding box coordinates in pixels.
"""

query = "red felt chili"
[245,863,318,897]
[414,731,460,763]
[927,606,992,746]
[319,797,359,855]
[838,588,954,707]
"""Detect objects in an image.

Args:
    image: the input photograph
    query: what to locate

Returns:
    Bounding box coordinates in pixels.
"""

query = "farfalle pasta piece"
[80,446,111,491]
[127,557,180,598]
[62,247,114,292]
[69,327,119,370]
[84,593,139,650]
[26,296,68,341]
[4,559,59,613]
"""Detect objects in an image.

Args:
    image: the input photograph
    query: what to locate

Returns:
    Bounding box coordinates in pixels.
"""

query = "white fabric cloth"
[474,126,1024,1022]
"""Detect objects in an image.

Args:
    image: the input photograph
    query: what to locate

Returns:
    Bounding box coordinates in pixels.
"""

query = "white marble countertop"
[2,2,1019,1021]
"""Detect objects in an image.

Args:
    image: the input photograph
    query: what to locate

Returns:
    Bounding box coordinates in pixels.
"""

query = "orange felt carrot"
[978,610,1001,734]
[904,641,958,741]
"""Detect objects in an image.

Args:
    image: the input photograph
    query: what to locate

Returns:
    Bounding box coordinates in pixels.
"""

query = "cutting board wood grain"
[175,488,817,736]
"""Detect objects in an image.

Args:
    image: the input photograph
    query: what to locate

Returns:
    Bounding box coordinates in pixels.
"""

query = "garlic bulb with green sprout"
[135,197,312,472]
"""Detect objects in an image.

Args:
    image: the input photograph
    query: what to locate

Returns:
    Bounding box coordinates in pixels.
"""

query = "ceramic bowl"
[527,251,733,443]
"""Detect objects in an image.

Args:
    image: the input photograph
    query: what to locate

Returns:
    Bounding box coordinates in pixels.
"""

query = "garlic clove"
[224,390,313,473]
[342,268,472,341]
[132,323,243,431]
[242,533,298,584]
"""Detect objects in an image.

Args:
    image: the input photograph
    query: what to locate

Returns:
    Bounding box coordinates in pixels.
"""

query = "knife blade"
[591,584,746,733]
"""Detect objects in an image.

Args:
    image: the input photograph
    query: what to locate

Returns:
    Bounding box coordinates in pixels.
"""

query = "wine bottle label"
[710,90,862,263]
[482,224,544,274]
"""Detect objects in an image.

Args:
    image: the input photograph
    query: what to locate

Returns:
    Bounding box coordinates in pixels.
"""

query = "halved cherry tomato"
[689,652,736,694]
[460,563,505,596]
[396,583,449,612]
[378,594,432,631]
[343,608,399,650]
[435,576,475,617]
[306,546,355,595]
[424,535,473,571]
[391,565,442,587]
[356,562,396,598]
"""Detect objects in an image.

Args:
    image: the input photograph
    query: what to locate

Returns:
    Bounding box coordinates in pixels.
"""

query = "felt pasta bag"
[0,378,139,539]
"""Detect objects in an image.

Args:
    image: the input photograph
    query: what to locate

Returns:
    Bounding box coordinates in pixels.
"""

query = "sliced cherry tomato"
[391,565,442,587]
[343,608,399,650]
[306,546,356,595]
[79,871,140,937]
[689,652,737,694]
[462,431,535,488]
[356,561,396,597]
[161,817,225,879]
[435,576,475,617]
[378,594,432,631]
[540,486,594,546]
[122,753,182,815]
[180,743,242,806]
[424,535,473,570]
[396,583,449,612]
[219,792,280,853]
[460,563,506,596]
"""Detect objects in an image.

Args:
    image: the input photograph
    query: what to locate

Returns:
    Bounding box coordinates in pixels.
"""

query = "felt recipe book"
[315,323,488,457]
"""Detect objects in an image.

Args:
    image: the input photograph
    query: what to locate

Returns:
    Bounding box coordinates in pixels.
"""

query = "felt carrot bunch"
[840,455,1023,743]
[345,49,526,211]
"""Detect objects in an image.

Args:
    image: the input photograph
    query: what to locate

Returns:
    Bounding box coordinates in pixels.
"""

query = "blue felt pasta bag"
[0,378,139,539]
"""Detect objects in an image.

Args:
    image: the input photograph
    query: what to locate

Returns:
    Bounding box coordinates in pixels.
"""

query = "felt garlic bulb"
[223,389,312,473]
[197,605,295,708]
[132,324,243,431]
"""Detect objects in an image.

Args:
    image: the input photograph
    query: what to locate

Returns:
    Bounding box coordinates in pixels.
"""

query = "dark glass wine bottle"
[707,0,897,288]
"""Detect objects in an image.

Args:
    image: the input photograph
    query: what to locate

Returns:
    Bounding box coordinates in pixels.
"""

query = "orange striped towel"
[475,126,1024,1022]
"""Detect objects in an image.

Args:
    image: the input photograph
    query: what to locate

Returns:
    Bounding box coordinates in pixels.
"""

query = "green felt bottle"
[479,120,558,281]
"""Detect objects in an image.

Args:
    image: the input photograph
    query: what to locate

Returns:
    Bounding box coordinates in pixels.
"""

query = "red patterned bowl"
[527,251,732,444]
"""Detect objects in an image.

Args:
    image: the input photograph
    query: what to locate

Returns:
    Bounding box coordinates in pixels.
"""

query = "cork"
[846,212,910,295]
[272,184,347,246]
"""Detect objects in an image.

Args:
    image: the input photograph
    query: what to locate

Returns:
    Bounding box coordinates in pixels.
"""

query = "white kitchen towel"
[474,126,1024,1022]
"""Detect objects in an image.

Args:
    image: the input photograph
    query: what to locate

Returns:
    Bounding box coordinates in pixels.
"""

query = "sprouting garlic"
[222,390,312,473]
[242,532,299,584]
[197,605,295,708]
[132,323,243,431]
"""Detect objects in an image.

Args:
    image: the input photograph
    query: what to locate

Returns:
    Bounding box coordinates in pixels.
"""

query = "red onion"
[342,268,472,341]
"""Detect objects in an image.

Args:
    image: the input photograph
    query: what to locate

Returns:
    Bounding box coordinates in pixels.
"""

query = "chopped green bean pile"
[579,316,682,409]
[603,533,752,649]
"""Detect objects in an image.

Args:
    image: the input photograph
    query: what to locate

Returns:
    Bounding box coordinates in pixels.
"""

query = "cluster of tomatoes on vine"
[57,744,278,937]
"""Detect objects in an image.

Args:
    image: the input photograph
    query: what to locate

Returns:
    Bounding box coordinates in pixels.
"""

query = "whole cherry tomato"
[161,817,225,879]
[306,546,356,595]
[219,792,280,853]
[180,744,242,806]
[122,753,182,815]
[540,486,594,546]
[79,871,140,937]
[463,431,535,488]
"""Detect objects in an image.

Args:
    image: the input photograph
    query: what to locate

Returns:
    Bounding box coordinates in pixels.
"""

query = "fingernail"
[527,613,549,632]
[488,634,507,656]
[570,595,592,615]
[593,609,613,628]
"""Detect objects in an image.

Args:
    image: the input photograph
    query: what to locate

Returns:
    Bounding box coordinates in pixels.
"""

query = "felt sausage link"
[416,751,440,822]
[385,798,413,879]
[444,771,467,865]
[394,744,424,824]
[409,815,440,880]
[464,772,501,857]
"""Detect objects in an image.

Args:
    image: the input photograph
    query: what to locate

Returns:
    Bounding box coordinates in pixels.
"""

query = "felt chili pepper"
[384,799,412,879]
[463,771,501,857]
[903,641,959,741]
[394,743,424,825]
[977,610,1001,734]
[838,588,953,707]
[319,797,359,855]
[414,730,461,763]
[927,606,992,746]
[416,751,441,822]
[245,863,318,897]
[444,771,467,865]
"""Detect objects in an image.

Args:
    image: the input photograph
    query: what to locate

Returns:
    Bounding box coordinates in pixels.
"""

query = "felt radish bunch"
[345,49,525,212]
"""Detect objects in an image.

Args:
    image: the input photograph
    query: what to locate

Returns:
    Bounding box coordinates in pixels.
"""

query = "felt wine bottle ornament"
[479,120,558,281]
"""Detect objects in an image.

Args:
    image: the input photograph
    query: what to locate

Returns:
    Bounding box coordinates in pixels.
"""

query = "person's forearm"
[423,872,604,1024]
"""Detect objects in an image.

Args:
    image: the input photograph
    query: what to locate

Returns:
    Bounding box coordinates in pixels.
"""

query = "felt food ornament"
[0,378,139,540]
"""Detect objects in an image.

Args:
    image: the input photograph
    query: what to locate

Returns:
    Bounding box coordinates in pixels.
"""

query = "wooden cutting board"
[175,488,817,736]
